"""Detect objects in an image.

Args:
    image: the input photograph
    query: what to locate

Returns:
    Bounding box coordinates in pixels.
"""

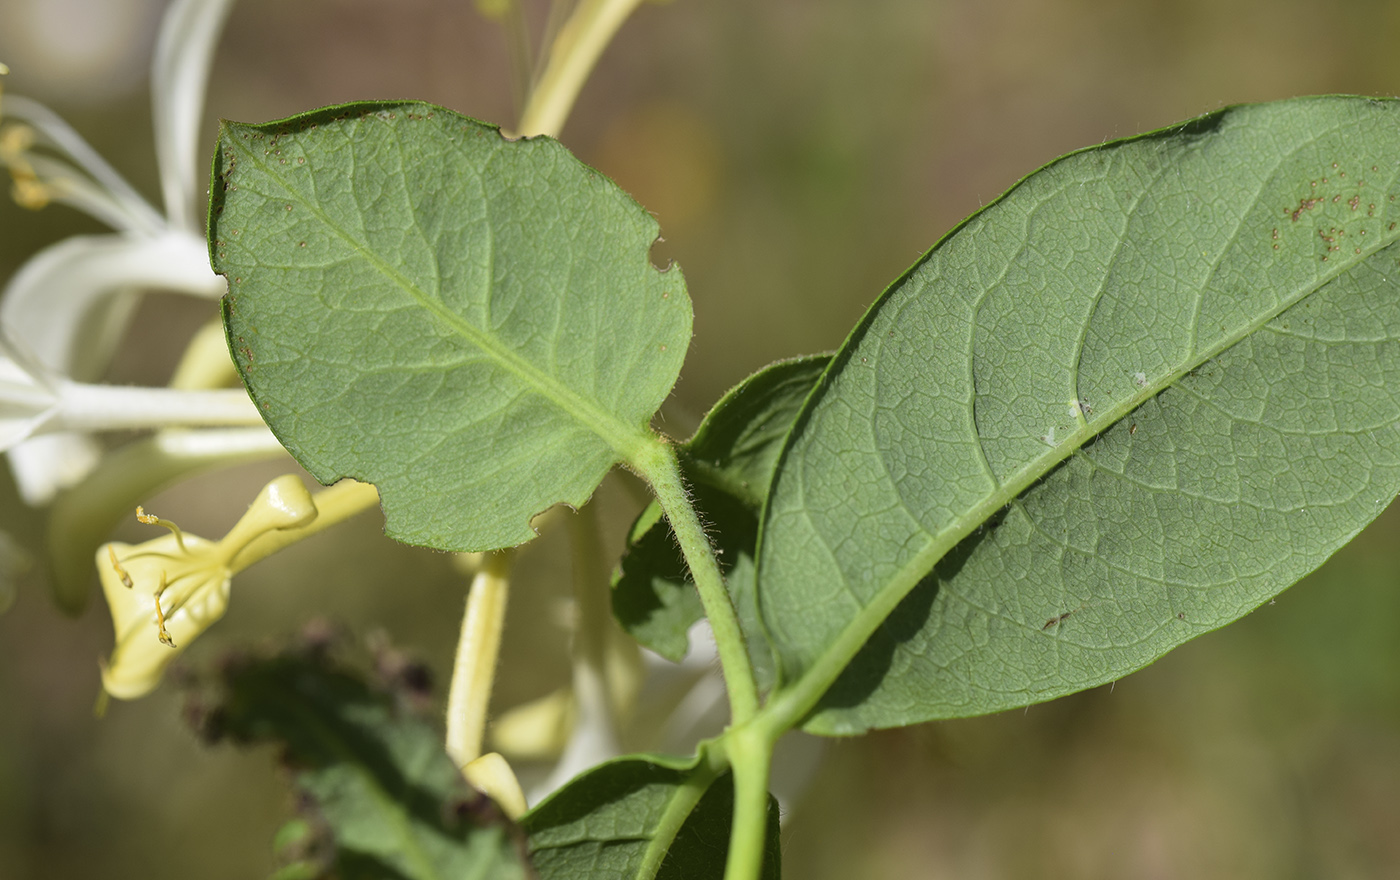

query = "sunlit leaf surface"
[210,101,689,551]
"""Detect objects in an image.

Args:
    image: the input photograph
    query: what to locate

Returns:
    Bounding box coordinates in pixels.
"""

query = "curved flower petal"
[1,231,225,503]
[1,230,223,378]
[0,333,59,450]
[100,530,228,699]
[151,0,237,231]
[8,435,102,507]
[47,426,286,614]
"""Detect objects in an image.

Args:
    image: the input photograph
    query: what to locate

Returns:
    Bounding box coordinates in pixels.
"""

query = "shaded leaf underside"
[613,356,828,676]
[524,755,780,880]
[756,97,1400,733]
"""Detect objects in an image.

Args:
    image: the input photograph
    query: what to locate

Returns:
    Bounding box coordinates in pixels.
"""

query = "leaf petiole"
[631,437,760,725]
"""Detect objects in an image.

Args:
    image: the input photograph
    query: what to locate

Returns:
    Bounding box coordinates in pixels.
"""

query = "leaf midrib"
[223,122,653,464]
[765,210,1400,733]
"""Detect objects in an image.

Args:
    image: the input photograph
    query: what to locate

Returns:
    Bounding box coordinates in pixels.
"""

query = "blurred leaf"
[193,642,530,880]
[522,755,780,879]
[613,356,827,677]
[209,101,690,552]
[756,96,1400,733]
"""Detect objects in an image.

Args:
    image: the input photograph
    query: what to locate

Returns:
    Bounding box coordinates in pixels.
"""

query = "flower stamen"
[153,572,176,648]
[107,545,134,589]
[135,505,189,553]
[0,122,53,211]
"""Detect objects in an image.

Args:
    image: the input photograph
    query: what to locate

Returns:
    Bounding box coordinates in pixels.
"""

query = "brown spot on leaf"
[1291,197,1323,221]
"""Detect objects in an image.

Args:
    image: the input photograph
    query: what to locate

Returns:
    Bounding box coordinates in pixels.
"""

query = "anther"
[108,546,134,589]
[153,572,176,648]
[135,506,189,553]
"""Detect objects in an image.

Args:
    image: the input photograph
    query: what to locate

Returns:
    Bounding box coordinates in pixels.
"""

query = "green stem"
[632,439,760,725]
[721,725,775,880]
[514,0,646,137]
[445,550,515,769]
[637,761,722,878]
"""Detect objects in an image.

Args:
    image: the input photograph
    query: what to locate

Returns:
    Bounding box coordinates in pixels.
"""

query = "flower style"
[0,0,241,505]
[99,474,318,700]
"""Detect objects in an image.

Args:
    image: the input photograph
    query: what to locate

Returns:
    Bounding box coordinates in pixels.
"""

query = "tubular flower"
[0,0,240,504]
[99,474,317,700]
[0,330,263,453]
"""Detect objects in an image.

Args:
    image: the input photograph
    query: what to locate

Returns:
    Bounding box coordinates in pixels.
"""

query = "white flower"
[0,329,264,450]
[0,0,238,504]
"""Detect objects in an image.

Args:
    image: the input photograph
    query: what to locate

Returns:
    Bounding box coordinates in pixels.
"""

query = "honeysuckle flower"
[0,330,263,453]
[99,474,317,700]
[0,0,238,504]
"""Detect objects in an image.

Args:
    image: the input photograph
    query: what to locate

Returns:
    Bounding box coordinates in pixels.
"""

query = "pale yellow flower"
[99,474,317,699]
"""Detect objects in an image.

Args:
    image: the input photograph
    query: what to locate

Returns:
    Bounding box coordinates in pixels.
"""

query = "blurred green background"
[3,0,1400,877]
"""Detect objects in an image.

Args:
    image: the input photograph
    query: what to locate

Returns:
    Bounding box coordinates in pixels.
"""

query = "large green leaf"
[523,755,780,879]
[193,644,529,879]
[209,101,689,551]
[757,96,1400,733]
[613,355,827,675]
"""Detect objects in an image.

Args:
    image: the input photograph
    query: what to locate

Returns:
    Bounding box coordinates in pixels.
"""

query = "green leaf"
[209,102,689,551]
[194,644,530,880]
[757,96,1400,733]
[523,755,781,880]
[613,356,827,676]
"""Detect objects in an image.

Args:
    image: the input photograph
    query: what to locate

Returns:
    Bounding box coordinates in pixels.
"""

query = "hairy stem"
[633,439,760,725]
[445,549,515,769]
[515,0,646,137]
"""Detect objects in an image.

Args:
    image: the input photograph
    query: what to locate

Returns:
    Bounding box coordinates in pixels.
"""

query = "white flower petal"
[0,337,58,450]
[8,433,101,505]
[151,0,237,231]
[50,382,261,432]
[22,153,157,233]
[1,231,224,503]
[0,230,223,380]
